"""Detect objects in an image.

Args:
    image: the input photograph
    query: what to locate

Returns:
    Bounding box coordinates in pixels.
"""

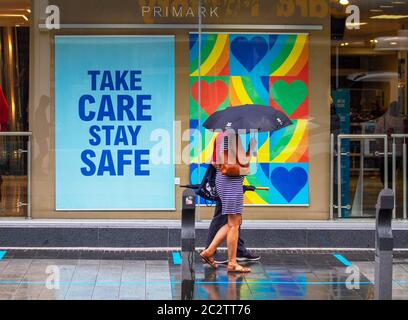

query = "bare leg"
[200,224,228,269]
[227,215,251,273]
[205,224,228,255]
[227,215,241,264]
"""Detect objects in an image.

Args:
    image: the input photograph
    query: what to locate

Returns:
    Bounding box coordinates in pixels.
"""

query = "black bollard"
[374,188,394,300]
[181,189,196,300]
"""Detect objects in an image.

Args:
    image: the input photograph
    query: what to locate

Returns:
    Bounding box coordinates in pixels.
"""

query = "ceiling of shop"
[336,0,408,54]
[356,0,408,27]
[0,0,29,10]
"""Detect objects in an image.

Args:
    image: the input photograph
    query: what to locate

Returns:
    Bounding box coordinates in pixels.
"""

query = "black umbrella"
[203,104,293,133]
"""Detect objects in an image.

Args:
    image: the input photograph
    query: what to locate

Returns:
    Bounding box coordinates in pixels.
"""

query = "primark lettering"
[141,5,219,18]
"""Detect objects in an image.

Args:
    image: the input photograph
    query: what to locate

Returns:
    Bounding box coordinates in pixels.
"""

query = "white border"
[39,24,323,31]
[54,35,177,212]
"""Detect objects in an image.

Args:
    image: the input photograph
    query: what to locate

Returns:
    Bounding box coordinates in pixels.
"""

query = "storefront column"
[29,0,53,218]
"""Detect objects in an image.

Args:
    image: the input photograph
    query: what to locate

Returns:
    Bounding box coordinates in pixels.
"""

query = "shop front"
[1,0,407,223]
[24,0,330,220]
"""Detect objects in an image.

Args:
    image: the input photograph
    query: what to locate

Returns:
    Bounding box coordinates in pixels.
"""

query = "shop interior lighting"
[374,35,408,50]
[0,14,28,21]
[370,15,408,19]
[346,22,368,27]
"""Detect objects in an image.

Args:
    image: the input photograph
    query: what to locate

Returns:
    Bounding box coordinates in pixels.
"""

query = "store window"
[331,0,408,219]
[27,0,329,220]
[0,0,406,221]
[0,0,30,217]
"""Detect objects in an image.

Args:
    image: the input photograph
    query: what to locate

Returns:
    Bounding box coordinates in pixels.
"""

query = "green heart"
[271,80,308,116]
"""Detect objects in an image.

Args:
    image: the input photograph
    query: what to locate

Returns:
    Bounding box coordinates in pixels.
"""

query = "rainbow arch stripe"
[269,35,308,77]
[271,120,308,163]
[190,34,229,76]
[230,77,269,106]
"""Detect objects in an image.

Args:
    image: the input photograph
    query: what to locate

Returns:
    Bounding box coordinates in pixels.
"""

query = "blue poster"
[55,36,175,210]
[332,89,351,217]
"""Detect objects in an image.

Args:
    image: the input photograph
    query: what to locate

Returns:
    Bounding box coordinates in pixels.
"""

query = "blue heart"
[270,167,308,203]
[189,33,198,50]
[231,36,268,72]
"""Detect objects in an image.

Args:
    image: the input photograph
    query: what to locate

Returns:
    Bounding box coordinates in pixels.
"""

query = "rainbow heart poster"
[189,33,309,206]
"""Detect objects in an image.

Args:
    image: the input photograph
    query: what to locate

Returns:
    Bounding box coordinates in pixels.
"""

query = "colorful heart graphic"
[231,36,268,72]
[192,80,229,116]
[268,35,278,50]
[270,167,308,203]
[271,80,308,116]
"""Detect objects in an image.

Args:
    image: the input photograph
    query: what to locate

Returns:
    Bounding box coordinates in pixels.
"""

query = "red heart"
[191,80,229,116]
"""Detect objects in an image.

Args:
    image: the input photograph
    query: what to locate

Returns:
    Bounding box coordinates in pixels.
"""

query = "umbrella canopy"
[203,104,293,133]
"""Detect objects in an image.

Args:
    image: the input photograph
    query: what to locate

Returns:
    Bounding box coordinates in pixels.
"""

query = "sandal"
[227,263,251,273]
[200,250,218,269]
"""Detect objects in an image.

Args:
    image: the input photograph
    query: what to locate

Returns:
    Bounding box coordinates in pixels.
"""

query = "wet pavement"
[0,249,407,300]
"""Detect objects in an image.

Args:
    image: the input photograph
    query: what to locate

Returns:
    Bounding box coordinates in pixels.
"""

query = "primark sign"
[141,5,220,18]
[43,0,360,30]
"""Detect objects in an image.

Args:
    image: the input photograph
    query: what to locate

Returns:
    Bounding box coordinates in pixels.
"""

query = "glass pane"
[1,0,407,220]
[0,136,28,217]
[0,3,30,217]
[331,0,408,219]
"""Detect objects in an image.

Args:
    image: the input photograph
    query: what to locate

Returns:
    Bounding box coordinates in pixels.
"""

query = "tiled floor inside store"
[0,249,407,300]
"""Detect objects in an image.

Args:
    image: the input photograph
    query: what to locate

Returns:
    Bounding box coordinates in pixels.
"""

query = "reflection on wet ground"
[0,249,407,300]
[170,251,378,300]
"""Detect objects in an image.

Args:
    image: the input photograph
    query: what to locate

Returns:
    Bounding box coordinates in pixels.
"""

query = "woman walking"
[200,129,256,273]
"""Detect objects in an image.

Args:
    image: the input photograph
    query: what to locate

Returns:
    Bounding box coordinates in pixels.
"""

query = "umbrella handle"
[248,132,258,156]
[255,187,269,191]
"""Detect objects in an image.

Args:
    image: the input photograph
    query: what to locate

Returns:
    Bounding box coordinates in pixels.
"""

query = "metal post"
[404,140,407,220]
[196,0,203,223]
[27,136,32,220]
[330,134,334,220]
[337,134,388,219]
[374,189,394,300]
[0,132,32,219]
[384,137,389,190]
[335,46,339,89]
[181,189,196,300]
[392,138,397,219]
[337,136,342,219]
[391,134,408,221]
[360,140,365,216]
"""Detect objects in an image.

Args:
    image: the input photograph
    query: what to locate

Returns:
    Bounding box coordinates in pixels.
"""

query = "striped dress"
[215,135,244,215]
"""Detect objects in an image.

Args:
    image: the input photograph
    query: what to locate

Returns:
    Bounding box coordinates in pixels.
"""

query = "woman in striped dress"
[200,130,256,273]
